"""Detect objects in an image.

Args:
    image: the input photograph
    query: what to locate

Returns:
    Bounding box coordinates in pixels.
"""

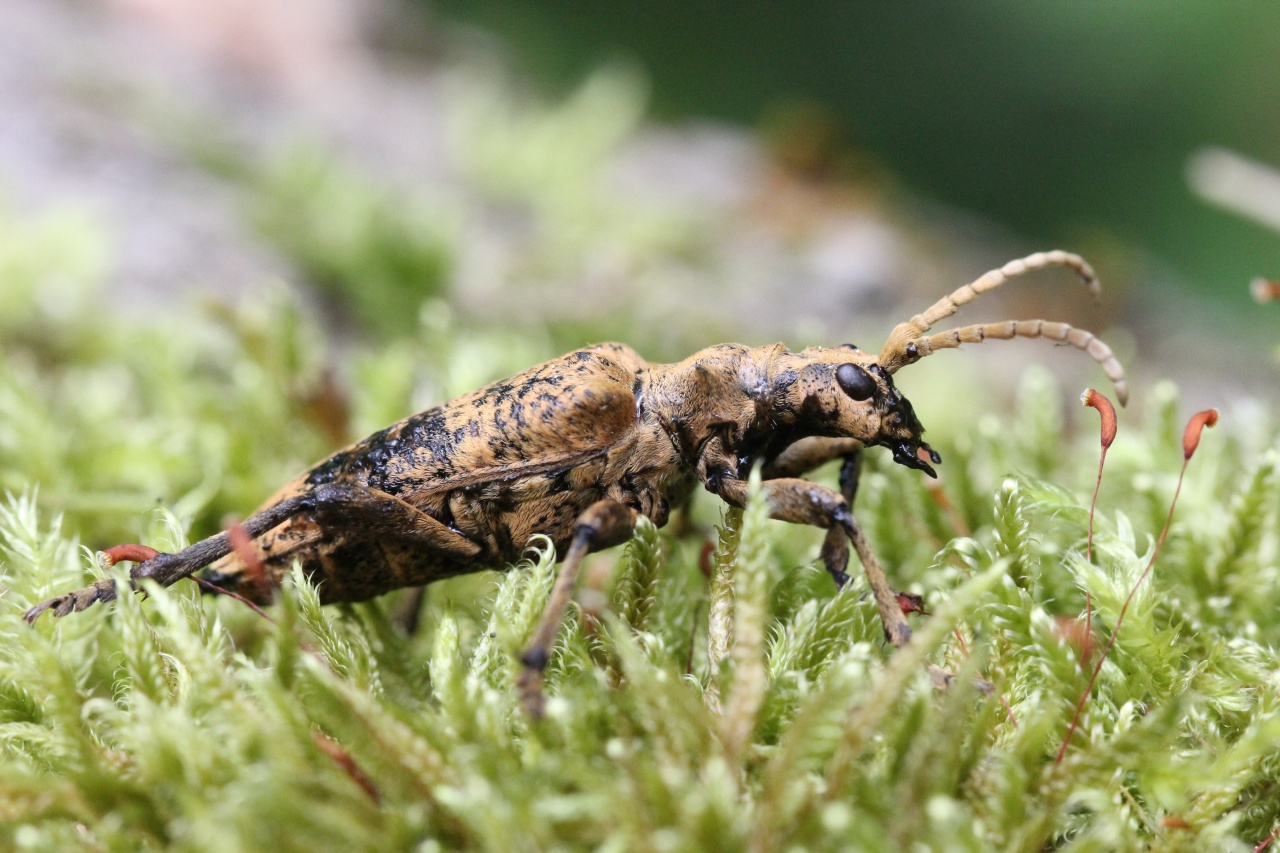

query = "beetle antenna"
[878,251,1128,405]
[916,320,1127,406]
[928,251,1097,327]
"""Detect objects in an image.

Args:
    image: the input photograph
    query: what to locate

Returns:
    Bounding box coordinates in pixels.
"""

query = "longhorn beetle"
[27,250,1127,715]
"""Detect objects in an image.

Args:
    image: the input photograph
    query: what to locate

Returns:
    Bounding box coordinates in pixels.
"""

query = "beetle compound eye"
[835,363,876,401]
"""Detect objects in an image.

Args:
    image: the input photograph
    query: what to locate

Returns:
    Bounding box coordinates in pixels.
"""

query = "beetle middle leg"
[518,499,638,718]
[761,437,863,482]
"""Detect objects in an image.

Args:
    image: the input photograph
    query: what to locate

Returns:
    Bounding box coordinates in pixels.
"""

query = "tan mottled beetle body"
[28,251,1128,714]
[208,342,696,603]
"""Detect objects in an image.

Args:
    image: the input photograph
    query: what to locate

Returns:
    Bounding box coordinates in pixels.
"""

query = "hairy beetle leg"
[820,449,864,589]
[25,494,317,623]
[22,543,164,623]
[838,511,913,647]
[24,578,118,622]
[518,499,637,718]
[277,484,483,602]
[26,485,489,624]
[394,587,429,636]
[711,472,913,648]
[822,450,920,646]
[761,437,863,480]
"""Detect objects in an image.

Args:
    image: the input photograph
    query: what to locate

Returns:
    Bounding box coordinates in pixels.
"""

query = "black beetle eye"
[835,363,876,401]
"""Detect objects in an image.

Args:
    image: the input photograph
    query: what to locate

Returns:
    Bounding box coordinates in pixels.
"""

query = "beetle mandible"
[27,250,1128,715]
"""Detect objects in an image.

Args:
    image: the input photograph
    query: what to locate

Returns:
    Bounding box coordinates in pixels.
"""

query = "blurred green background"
[4,0,1279,459]
[438,0,1280,320]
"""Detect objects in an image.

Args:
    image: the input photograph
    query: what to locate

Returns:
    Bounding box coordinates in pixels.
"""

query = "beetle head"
[782,347,939,477]
[768,253,1128,479]
[837,360,940,477]
[861,363,940,477]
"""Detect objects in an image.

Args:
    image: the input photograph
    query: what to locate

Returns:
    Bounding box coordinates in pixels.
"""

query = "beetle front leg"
[763,441,929,626]
[762,439,866,585]
[819,448,864,583]
[518,499,637,718]
[760,437,862,481]
[765,440,868,585]
[713,475,911,648]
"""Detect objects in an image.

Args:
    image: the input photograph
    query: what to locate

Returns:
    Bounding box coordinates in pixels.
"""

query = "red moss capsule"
[1182,408,1219,460]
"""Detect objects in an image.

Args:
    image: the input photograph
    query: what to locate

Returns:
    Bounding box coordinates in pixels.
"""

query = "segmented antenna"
[918,320,1128,406]
[878,251,1128,405]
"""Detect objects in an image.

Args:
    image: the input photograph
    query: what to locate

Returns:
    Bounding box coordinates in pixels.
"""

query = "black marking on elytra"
[492,407,509,433]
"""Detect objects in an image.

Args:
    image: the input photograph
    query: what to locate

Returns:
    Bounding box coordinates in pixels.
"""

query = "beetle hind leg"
[24,494,316,623]
[25,484,485,623]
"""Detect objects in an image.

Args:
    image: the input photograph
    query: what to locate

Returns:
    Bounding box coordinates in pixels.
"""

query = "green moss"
[2,202,1280,851]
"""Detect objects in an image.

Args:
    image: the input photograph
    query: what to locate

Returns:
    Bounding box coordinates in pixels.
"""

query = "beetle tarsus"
[26,494,318,623]
[25,577,119,623]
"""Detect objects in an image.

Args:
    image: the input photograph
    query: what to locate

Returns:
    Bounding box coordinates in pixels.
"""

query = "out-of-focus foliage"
[2,200,1280,850]
[0,194,545,545]
[435,1,1280,321]
[250,145,454,339]
[174,64,714,352]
